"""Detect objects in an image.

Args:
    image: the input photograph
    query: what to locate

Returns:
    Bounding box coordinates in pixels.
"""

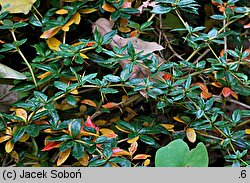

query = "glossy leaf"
[57,148,71,166]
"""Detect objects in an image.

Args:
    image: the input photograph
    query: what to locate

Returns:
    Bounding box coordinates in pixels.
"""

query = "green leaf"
[54,81,68,91]
[70,118,82,138]
[104,75,121,83]
[66,95,76,106]
[100,88,119,94]
[151,6,172,14]
[60,141,74,152]
[72,142,85,159]
[155,139,208,167]
[109,157,131,167]
[139,135,157,146]
[120,8,140,14]
[47,134,72,142]
[25,124,39,137]
[210,14,225,20]
[89,159,107,167]
[13,127,26,143]
[116,120,135,132]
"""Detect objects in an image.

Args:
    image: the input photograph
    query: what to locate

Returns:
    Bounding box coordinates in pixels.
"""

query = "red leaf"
[85,116,99,132]
[42,142,61,151]
[222,87,231,97]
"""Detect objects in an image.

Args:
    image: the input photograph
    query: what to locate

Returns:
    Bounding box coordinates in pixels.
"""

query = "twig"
[193,49,210,64]
[213,95,250,110]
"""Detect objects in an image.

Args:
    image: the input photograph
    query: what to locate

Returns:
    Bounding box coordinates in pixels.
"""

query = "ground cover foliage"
[0,0,250,167]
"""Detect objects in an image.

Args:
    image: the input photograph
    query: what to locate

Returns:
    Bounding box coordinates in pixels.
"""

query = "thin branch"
[213,95,250,110]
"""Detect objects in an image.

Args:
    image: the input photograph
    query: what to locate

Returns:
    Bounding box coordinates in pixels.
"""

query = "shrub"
[0,0,249,167]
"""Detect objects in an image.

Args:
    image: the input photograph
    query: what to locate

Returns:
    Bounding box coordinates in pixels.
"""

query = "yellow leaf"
[0,135,12,143]
[102,4,116,12]
[245,129,250,134]
[79,105,87,113]
[79,131,99,137]
[110,117,120,123]
[10,150,19,162]
[57,148,71,166]
[173,116,187,125]
[72,12,81,24]
[46,37,62,51]
[143,159,150,166]
[78,152,89,166]
[0,0,36,15]
[186,128,196,143]
[5,140,14,153]
[40,26,62,39]
[115,125,130,133]
[37,71,52,79]
[32,162,41,167]
[15,108,27,122]
[79,8,98,14]
[118,26,131,33]
[95,119,107,126]
[160,124,174,132]
[18,134,30,142]
[55,9,68,15]
[70,89,79,95]
[80,53,89,59]
[5,127,13,135]
[127,136,139,143]
[100,128,118,138]
[133,154,151,160]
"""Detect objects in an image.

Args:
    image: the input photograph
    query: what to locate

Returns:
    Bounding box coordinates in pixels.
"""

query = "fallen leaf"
[57,148,71,166]
[186,128,196,143]
[0,0,36,14]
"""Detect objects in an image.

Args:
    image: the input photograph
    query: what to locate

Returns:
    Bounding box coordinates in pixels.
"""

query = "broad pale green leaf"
[155,139,208,167]
[0,63,27,80]
[0,0,37,15]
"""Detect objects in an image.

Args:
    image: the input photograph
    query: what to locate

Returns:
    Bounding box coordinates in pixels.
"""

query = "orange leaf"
[173,116,187,125]
[222,87,231,97]
[46,37,62,51]
[186,128,196,143]
[201,91,212,100]
[112,147,131,156]
[102,102,118,109]
[81,99,97,108]
[244,23,250,29]
[37,71,52,79]
[42,141,61,151]
[163,73,171,80]
[102,4,116,12]
[212,82,223,88]
[40,26,62,39]
[129,30,138,37]
[220,49,225,57]
[128,142,138,155]
[100,128,118,139]
[245,129,250,134]
[244,49,250,61]
[86,41,96,47]
[57,148,71,166]
[84,116,99,132]
[195,82,208,92]
[230,91,238,100]
[133,154,151,160]
[5,140,14,153]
